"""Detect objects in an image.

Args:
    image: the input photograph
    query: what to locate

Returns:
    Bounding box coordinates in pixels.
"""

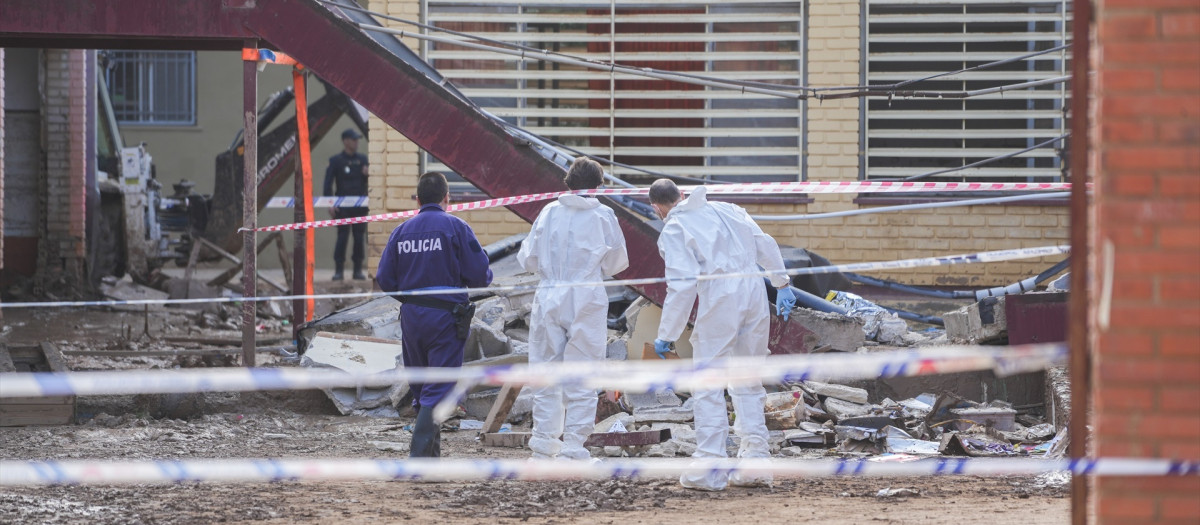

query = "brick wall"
[1091,0,1200,523]
[364,0,1070,286]
[38,49,88,285]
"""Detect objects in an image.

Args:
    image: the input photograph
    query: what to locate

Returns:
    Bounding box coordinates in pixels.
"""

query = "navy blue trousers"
[400,304,464,408]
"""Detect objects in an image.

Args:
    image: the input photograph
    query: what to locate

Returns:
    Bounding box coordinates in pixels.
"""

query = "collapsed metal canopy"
[0,0,825,354]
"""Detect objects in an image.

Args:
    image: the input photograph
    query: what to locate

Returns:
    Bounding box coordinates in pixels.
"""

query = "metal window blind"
[864,0,1070,181]
[104,51,197,126]
[424,1,805,184]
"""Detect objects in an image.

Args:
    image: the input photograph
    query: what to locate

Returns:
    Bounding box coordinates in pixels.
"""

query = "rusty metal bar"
[1068,0,1092,523]
[242,43,259,368]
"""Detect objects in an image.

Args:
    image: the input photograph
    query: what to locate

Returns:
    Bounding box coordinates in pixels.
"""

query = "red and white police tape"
[250,181,1074,232]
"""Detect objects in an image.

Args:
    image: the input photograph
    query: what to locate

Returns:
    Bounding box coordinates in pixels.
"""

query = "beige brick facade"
[38,49,89,283]
[365,0,1069,286]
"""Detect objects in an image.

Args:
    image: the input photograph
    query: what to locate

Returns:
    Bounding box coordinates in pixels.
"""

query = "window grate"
[864,0,1070,182]
[424,1,805,185]
[104,51,197,126]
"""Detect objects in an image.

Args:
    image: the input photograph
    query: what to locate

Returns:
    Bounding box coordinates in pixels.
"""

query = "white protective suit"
[517,194,629,459]
[656,186,789,490]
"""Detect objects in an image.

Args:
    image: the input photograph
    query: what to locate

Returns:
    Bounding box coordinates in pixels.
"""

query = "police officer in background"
[376,172,493,457]
[323,128,369,280]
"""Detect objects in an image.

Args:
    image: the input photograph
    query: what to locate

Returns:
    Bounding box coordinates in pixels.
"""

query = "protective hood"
[670,185,709,215]
[558,193,601,209]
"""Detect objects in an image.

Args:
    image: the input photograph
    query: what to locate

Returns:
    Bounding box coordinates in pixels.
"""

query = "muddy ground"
[0,282,1069,524]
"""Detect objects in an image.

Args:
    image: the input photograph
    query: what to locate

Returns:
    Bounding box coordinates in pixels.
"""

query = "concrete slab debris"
[583,429,671,448]
[301,332,404,417]
[773,308,865,353]
[370,441,410,453]
[943,296,1008,344]
[822,397,872,422]
[481,432,531,448]
[805,381,869,404]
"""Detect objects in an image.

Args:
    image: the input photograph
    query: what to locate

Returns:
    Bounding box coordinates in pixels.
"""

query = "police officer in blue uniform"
[323,128,369,280]
[376,172,492,457]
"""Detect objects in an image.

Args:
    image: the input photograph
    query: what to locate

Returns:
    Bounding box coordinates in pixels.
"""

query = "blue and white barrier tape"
[0,457,1194,485]
[0,343,1066,399]
[0,244,1069,309]
[266,196,369,208]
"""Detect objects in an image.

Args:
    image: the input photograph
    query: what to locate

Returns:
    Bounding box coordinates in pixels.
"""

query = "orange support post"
[292,68,316,322]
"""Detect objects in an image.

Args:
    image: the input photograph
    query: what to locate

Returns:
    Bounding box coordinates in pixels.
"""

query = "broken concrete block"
[370,441,410,453]
[605,337,628,361]
[482,432,531,448]
[645,440,681,457]
[787,308,866,352]
[623,389,682,411]
[463,316,509,362]
[805,381,869,404]
[822,397,872,422]
[633,405,694,423]
[461,388,500,421]
[647,422,696,444]
[943,296,1008,344]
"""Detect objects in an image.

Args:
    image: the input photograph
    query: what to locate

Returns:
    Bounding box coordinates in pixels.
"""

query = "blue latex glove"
[775,286,797,321]
[653,339,675,359]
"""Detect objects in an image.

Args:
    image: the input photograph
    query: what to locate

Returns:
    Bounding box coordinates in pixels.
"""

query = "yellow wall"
[117,51,361,269]
[364,0,1070,286]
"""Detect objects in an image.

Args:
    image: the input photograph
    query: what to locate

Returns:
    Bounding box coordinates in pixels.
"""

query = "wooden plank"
[481,431,531,448]
[482,383,522,434]
[0,404,75,426]
[583,429,672,448]
[2,396,75,405]
[40,342,70,373]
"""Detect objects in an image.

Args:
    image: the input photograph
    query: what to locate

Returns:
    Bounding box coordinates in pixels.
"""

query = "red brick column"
[1092,1,1200,523]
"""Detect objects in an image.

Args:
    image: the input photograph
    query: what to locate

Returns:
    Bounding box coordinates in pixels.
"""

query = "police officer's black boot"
[332,264,344,281]
[409,406,440,458]
[352,261,366,281]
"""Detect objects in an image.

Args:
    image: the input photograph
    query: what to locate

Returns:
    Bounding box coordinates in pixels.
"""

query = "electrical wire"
[750,192,1069,222]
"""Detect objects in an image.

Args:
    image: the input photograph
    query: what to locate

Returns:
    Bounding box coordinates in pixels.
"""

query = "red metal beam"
[0,0,818,352]
[0,0,257,50]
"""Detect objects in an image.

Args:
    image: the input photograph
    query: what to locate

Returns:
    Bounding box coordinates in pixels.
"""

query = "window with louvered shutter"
[864,0,1071,182]
[424,1,805,185]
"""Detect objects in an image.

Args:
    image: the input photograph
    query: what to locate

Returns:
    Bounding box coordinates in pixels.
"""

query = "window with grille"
[864,0,1070,182]
[103,51,197,126]
[424,0,805,185]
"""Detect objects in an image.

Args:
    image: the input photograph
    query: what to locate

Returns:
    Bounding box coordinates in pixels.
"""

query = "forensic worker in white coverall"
[517,157,629,460]
[648,178,797,491]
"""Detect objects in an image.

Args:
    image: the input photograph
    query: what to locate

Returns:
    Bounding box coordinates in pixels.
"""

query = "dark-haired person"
[323,128,369,280]
[647,178,796,491]
[377,172,492,458]
[517,157,628,460]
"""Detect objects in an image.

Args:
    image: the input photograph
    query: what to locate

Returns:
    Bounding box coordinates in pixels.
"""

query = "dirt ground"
[0,286,1069,525]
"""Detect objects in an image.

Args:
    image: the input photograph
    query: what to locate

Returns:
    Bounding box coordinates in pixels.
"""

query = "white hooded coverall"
[656,186,789,490]
[517,194,629,459]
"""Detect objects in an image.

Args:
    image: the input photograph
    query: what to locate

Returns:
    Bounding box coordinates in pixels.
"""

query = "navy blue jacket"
[323,151,369,199]
[376,203,492,304]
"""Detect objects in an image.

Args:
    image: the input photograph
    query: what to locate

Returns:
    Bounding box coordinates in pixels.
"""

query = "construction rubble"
[297,243,1069,461]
